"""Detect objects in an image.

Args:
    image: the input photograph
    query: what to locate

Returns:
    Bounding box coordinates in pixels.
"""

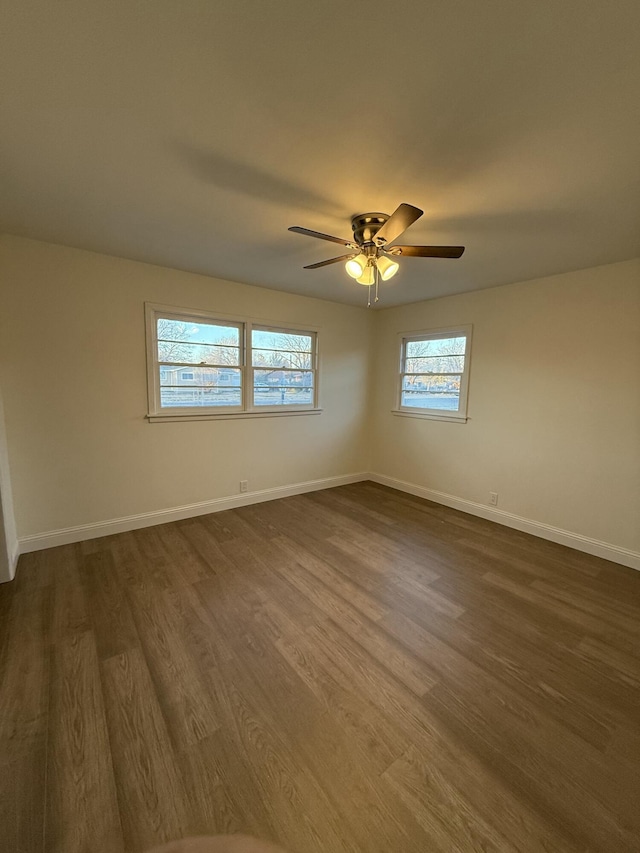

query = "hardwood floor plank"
[153,524,214,585]
[80,549,140,660]
[109,530,174,592]
[0,582,50,853]
[0,584,50,757]
[605,725,640,779]
[307,485,400,530]
[46,631,124,853]
[378,610,482,691]
[267,539,387,636]
[482,570,639,653]
[120,560,221,748]
[0,583,13,669]
[0,746,48,853]
[49,545,89,642]
[263,540,439,697]
[272,534,391,623]
[575,635,640,687]
[383,745,514,853]
[348,482,606,583]
[450,610,618,750]
[1,482,638,852]
[303,619,441,749]
[426,681,639,852]
[531,576,640,634]
[188,526,322,634]
[391,572,465,619]
[176,731,278,840]
[194,577,327,741]
[101,648,190,852]
[273,632,410,774]
[384,732,577,853]
[11,548,55,592]
[185,633,362,852]
[174,519,235,575]
[294,707,440,853]
[327,530,442,585]
[383,596,620,751]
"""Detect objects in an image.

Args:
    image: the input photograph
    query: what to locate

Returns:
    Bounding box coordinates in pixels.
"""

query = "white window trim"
[393,324,472,422]
[145,303,321,422]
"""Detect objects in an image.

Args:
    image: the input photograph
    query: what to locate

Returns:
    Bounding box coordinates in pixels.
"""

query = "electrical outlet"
[240,480,248,493]
[489,491,498,506]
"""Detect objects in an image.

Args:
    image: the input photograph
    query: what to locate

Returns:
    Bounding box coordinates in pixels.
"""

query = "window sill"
[391,409,468,424]
[147,408,323,423]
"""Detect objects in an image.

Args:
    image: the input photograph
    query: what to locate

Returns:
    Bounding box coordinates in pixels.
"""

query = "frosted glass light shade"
[356,265,375,285]
[377,255,399,281]
[345,253,367,278]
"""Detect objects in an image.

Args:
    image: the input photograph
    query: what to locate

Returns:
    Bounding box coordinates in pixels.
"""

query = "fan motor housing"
[351,213,389,246]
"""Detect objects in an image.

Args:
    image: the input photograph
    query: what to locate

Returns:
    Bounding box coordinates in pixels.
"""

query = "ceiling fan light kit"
[289,203,465,305]
[376,254,399,281]
[345,253,368,278]
[356,263,375,286]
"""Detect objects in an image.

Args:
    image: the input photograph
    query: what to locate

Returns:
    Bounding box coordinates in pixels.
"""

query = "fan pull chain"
[366,264,381,307]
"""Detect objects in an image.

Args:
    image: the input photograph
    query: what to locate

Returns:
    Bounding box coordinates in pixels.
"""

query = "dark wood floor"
[1,482,639,853]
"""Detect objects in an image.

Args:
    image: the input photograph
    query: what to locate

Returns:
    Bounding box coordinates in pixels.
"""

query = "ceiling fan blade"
[303,253,357,270]
[289,226,357,249]
[388,245,465,258]
[374,203,423,246]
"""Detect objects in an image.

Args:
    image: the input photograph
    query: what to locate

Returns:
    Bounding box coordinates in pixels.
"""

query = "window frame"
[145,303,320,422]
[394,325,472,422]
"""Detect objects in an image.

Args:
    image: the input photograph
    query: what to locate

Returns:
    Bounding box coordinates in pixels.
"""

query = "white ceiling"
[1,1,639,307]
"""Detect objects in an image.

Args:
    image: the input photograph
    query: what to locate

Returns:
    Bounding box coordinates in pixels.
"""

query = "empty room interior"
[1,2,639,852]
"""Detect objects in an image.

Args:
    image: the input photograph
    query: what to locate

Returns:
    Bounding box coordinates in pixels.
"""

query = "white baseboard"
[16,470,640,572]
[369,473,640,572]
[18,472,369,554]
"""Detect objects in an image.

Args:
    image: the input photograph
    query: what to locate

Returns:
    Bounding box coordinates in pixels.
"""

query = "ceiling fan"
[289,203,465,304]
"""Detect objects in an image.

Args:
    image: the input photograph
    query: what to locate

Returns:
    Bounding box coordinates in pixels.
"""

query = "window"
[154,313,243,411]
[145,304,319,420]
[396,326,472,421]
[251,327,315,408]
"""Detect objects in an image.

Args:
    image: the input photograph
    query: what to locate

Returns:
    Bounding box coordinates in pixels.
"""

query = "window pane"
[158,318,240,346]
[253,368,314,406]
[404,355,465,374]
[158,340,240,365]
[252,348,312,369]
[159,386,242,408]
[406,336,466,358]
[401,373,461,410]
[254,386,314,406]
[252,329,313,353]
[253,369,313,387]
[160,366,241,386]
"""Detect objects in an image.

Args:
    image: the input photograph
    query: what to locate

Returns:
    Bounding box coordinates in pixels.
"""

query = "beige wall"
[0,236,373,540]
[1,235,638,564]
[371,259,640,555]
